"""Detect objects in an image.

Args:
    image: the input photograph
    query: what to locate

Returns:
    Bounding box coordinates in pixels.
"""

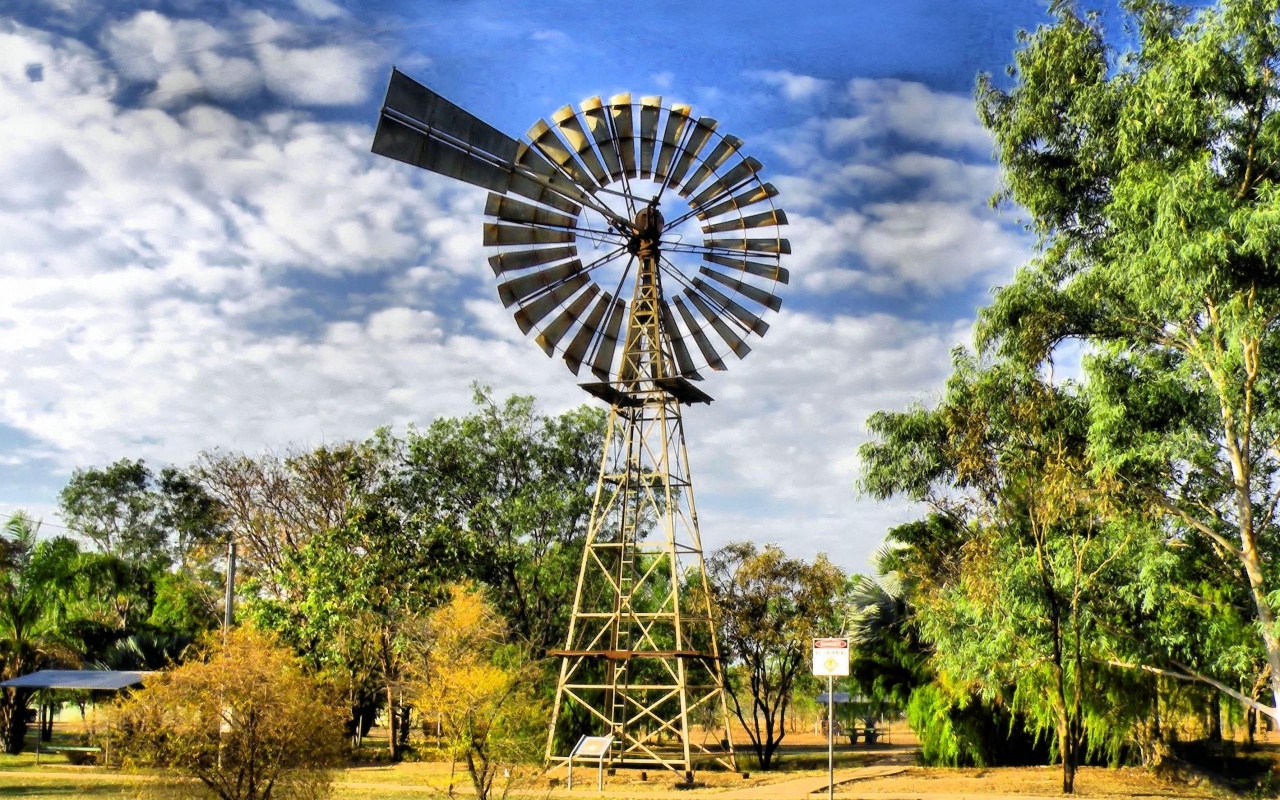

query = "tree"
[192,443,373,603]
[0,512,81,753]
[706,542,847,770]
[976,0,1280,726]
[861,355,1151,790]
[247,431,465,760]
[402,387,606,653]
[408,585,544,800]
[112,626,346,800]
[60,459,222,565]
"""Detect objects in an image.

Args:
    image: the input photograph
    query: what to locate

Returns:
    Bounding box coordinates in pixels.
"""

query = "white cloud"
[748,69,831,102]
[97,9,376,107]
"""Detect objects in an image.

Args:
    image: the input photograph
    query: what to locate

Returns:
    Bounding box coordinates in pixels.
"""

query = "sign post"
[813,637,850,800]
[567,734,613,792]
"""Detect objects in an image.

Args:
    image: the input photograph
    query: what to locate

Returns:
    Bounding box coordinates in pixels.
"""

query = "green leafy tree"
[975,0,1280,725]
[60,458,221,565]
[706,541,847,770]
[402,387,606,653]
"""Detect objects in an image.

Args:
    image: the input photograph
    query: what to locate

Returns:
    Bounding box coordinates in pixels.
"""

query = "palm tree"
[0,513,77,753]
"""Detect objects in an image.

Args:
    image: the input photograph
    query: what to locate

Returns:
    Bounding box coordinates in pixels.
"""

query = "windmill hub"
[627,205,664,259]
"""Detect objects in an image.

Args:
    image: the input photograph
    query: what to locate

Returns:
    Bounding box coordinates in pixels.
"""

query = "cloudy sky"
[1,0,1059,571]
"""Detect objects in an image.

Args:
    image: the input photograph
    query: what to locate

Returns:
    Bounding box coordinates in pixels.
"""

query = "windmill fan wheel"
[484,93,790,383]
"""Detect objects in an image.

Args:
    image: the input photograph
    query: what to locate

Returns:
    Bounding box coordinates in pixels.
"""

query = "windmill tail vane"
[371,67,792,777]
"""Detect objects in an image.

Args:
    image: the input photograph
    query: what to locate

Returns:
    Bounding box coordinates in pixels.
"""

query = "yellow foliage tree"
[409,585,544,800]
[111,626,347,800]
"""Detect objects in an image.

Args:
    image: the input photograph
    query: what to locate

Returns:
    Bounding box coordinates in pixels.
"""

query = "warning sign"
[812,637,849,677]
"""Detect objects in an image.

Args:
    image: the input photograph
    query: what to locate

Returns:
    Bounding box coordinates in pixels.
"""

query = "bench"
[36,744,101,765]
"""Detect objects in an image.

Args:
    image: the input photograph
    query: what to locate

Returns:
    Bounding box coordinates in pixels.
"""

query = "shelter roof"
[0,669,150,691]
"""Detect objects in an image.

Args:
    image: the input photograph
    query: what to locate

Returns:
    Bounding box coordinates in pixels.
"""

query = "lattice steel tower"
[370,71,791,778]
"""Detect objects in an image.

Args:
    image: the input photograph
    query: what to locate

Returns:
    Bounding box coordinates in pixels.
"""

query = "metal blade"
[678,135,743,198]
[563,292,614,375]
[704,237,791,255]
[665,116,717,192]
[537,284,601,355]
[697,182,779,221]
[553,105,610,187]
[673,295,727,371]
[608,94,638,179]
[528,118,599,190]
[653,103,692,182]
[638,96,662,178]
[485,194,577,229]
[703,252,791,285]
[700,209,788,234]
[484,223,576,247]
[488,245,577,275]
[687,157,762,210]
[497,261,583,307]
[513,272,590,333]
[590,297,627,380]
[692,277,769,336]
[660,300,702,379]
[504,171,581,215]
[581,97,624,182]
[699,266,783,311]
[684,288,751,358]
[375,69,518,164]
[373,114,512,192]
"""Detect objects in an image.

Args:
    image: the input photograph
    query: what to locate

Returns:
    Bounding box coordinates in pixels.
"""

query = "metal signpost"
[812,638,850,800]
[567,734,614,792]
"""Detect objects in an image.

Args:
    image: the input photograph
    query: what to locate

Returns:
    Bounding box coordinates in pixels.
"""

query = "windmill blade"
[528,118,599,190]
[672,295,727,372]
[638,96,662,178]
[660,300,703,380]
[703,252,790,284]
[497,261,584,307]
[374,70,586,216]
[537,284,601,355]
[687,157,763,210]
[590,298,627,381]
[699,266,783,311]
[552,105,611,187]
[665,116,717,191]
[513,272,591,333]
[608,94,638,178]
[684,288,751,358]
[563,292,614,375]
[677,135,743,198]
[692,278,770,336]
[484,223,576,247]
[581,97,624,182]
[704,236,792,255]
[653,103,692,183]
[485,194,577,229]
[488,245,577,275]
[374,69,518,170]
[701,209,788,234]
[697,182,779,221]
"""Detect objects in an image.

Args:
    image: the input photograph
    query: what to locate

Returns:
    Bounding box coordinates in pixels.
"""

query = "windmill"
[371,70,790,779]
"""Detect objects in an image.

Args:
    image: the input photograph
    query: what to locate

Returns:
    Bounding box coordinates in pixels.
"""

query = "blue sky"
[0,0,1064,569]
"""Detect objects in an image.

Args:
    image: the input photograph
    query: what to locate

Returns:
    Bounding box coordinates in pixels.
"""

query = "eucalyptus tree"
[706,541,847,770]
[401,387,606,653]
[976,0,1280,724]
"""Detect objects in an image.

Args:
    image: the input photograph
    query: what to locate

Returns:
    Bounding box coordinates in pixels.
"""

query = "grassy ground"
[2,722,1273,799]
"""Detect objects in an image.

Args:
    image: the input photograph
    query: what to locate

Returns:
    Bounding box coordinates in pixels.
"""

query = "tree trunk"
[386,681,397,760]
[1208,692,1221,742]
[1058,714,1076,794]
